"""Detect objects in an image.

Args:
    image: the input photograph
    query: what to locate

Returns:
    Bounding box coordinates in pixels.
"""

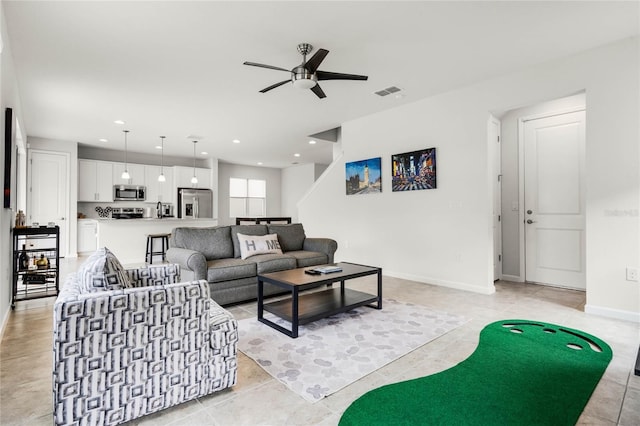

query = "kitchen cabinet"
[113,162,145,186]
[173,166,211,190]
[144,165,174,203]
[78,159,113,202]
[12,226,60,307]
[77,219,98,253]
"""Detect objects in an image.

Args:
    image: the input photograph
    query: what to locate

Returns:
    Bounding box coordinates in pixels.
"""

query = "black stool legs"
[145,233,170,264]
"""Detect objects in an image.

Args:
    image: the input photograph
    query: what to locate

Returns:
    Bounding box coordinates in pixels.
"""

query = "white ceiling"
[4,1,638,168]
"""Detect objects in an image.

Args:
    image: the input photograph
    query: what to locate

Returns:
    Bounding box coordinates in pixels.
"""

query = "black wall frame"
[4,107,13,208]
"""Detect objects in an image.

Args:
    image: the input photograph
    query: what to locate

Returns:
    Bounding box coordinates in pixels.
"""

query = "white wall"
[499,92,587,278]
[0,3,28,333]
[300,37,639,320]
[217,162,282,226]
[281,164,316,223]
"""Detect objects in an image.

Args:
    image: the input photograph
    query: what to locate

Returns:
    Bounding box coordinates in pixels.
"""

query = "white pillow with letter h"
[237,233,283,259]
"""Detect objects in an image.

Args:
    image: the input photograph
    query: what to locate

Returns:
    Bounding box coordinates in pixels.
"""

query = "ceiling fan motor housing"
[292,65,318,89]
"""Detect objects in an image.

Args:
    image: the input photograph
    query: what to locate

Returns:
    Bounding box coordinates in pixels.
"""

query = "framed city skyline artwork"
[391,147,437,192]
[345,157,382,195]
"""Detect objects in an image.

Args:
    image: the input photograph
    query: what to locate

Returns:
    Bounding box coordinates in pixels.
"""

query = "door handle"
[526,219,536,224]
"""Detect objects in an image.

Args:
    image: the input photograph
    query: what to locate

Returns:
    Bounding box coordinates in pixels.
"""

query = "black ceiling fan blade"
[311,84,326,99]
[259,80,291,93]
[244,61,291,73]
[304,48,329,73]
[316,70,368,81]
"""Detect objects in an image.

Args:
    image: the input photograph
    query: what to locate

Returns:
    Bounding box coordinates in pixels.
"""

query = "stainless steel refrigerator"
[177,188,213,219]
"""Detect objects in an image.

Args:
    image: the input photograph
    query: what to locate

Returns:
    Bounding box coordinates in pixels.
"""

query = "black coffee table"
[257,262,382,338]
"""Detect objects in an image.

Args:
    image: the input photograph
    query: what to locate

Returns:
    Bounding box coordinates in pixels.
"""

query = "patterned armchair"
[53,262,238,425]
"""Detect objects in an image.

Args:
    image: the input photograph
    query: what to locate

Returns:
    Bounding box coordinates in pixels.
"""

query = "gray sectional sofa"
[166,223,338,305]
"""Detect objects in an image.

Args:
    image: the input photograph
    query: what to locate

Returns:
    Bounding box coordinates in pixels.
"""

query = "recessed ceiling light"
[114,120,125,125]
[201,151,208,155]
[294,153,301,157]
[155,145,162,149]
[257,162,263,165]
[233,139,240,144]
[308,140,316,145]
[99,138,108,142]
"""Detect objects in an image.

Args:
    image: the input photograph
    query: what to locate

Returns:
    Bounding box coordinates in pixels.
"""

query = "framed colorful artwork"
[391,147,436,192]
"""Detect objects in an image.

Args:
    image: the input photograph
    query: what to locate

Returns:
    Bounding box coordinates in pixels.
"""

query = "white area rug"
[237,299,469,402]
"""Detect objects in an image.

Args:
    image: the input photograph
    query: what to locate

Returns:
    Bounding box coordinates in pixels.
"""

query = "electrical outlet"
[626,267,639,282]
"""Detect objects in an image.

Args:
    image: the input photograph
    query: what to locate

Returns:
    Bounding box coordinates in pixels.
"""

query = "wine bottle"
[19,245,29,271]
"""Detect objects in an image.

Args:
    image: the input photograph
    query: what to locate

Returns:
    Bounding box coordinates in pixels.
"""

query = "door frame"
[517,106,586,284]
[27,149,71,257]
[489,115,502,281]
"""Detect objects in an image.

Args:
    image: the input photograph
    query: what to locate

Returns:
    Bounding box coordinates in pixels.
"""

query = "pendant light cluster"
[120,129,201,185]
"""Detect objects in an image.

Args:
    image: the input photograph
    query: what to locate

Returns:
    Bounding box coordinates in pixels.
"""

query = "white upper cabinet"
[144,165,174,203]
[112,162,145,186]
[78,160,113,202]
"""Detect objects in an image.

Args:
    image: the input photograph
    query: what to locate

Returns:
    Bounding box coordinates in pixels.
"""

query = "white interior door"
[490,116,502,281]
[29,150,69,256]
[524,110,585,289]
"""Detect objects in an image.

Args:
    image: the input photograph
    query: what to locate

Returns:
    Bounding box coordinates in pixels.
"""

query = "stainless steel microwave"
[113,185,146,201]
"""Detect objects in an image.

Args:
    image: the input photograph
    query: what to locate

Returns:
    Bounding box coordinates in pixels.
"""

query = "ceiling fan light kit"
[244,43,368,98]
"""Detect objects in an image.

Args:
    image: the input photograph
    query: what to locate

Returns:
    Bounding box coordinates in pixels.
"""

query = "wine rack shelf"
[12,226,60,308]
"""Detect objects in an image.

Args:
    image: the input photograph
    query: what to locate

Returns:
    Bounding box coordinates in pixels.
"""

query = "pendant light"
[190,140,198,185]
[158,136,166,182]
[121,130,130,180]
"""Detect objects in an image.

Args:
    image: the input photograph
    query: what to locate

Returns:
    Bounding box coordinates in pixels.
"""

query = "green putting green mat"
[339,320,612,426]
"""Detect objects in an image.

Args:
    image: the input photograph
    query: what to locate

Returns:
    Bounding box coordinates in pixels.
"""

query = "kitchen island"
[93,218,218,265]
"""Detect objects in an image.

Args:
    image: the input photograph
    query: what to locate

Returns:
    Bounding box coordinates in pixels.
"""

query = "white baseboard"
[501,274,523,282]
[384,270,496,295]
[585,304,640,323]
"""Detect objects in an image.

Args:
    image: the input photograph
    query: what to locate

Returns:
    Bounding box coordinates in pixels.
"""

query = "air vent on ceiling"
[374,86,401,97]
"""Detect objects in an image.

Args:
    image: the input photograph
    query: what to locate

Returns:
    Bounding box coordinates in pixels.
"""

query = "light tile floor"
[0,257,639,425]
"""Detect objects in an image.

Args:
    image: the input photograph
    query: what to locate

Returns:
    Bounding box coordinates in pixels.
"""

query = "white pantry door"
[524,110,585,290]
[29,150,69,256]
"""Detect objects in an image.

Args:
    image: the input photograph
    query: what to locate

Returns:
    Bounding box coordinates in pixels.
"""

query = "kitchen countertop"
[93,217,218,264]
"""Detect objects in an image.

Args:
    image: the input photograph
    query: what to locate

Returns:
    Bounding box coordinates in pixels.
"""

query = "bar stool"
[145,233,170,264]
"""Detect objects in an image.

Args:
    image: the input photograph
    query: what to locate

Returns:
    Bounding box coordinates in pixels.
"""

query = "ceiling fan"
[243,43,368,99]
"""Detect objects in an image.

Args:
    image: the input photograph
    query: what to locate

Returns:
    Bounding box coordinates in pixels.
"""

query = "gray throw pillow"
[267,223,306,252]
[77,247,131,293]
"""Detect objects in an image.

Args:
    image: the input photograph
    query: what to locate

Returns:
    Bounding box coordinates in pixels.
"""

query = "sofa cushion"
[231,225,268,258]
[252,254,297,274]
[267,224,306,252]
[207,258,257,283]
[77,247,131,293]
[173,226,233,260]
[237,233,283,259]
[285,250,329,268]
